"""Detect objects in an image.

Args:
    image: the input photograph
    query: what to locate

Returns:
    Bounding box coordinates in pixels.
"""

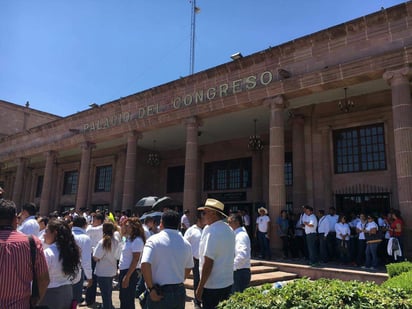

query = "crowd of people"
[274,205,406,269]
[1,189,406,309]
[0,197,252,309]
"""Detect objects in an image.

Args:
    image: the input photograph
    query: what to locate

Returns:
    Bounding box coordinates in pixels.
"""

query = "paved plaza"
[90,288,196,309]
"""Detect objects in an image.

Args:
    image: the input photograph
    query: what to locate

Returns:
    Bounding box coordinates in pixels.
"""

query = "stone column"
[321,127,332,209]
[12,157,28,209]
[76,142,95,211]
[383,68,412,241]
[122,132,140,211]
[292,114,306,209]
[252,151,263,203]
[39,151,57,215]
[267,95,287,249]
[183,117,199,219]
[113,150,126,212]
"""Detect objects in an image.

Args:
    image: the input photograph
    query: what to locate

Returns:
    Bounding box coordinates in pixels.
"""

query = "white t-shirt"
[44,243,74,288]
[93,237,122,277]
[233,227,251,271]
[356,221,367,240]
[118,236,144,270]
[256,215,270,233]
[142,229,193,286]
[335,222,350,240]
[72,227,92,284]
[86,224,103,250]
[184,224,203,259]
[326,214,339,232]
[304,213,317,234]
[199,220,235,289]
[18,216,40,237]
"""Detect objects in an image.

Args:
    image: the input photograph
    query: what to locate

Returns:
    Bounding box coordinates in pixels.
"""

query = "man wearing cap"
[18,202,40,237]
[141,210,193,309]
[196,198,235,309]
[255,207,271,260]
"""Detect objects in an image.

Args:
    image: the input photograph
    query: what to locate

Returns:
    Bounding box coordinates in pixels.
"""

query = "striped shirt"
[0,229,48,309]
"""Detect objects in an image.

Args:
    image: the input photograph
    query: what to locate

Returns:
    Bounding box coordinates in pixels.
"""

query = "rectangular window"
[333,123,386,174]
[63,171,78,195]
[35,175,44,198]
[167,165,185,193]
[94,165,112,192]
[335,193,390,216]
[204,158,251,191]
[285,152,293,186]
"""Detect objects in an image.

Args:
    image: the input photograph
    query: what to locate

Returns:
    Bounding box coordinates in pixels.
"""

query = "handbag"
[28,236,50,309]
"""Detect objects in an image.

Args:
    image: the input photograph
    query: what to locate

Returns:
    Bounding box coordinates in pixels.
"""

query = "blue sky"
[0,0,406,116]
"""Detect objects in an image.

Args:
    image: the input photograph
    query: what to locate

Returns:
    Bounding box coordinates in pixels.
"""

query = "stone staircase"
[184,259,298,289]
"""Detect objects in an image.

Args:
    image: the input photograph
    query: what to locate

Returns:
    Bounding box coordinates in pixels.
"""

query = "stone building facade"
[1,3,411,251]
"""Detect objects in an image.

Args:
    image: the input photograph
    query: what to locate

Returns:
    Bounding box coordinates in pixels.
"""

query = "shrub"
[383,270,412,294]
[386,261,412,278]
[217,278,412,309]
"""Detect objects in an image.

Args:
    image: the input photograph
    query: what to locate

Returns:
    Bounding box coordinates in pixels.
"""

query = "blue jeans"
[145,283,186,309]
[232,268,251,293]
[365,242,379,268]
[119,269,139,309]
[357,239,366,266]
[85,257,97,305]
[306,233,318,264]
[97,276,114,309]
[202,285,232,309]
[257,231,271,260]
[193,258,201,305]
[72,269,84,303]
[318,233,328,263]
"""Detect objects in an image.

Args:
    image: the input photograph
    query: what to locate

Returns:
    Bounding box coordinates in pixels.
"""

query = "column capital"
[383,67,412,86]
[44,150,58,158]
[183,116,202,127]
[80,141,96,150]
[126,130,142,140]
[291,113,305,125]
[15,157,29,165]
[264,95,289,110]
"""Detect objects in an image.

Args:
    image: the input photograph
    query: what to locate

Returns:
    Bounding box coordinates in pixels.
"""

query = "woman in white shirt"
[39,219,80,309]
[335,215,351,265]
[93,222,121,309]
[363,215,381,269]
[118,217,145,309]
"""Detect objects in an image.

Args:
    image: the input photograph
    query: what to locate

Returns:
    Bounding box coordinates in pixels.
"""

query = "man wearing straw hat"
[196,198,235,309]
[255,207,272,260]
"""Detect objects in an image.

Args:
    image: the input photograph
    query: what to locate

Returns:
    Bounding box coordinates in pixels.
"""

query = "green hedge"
[386,261,412,278]
[217,278,412,309]
[383,270,412,294]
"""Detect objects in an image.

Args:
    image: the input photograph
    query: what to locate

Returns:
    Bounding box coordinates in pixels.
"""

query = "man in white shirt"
[317,209,329,263]
[141,210,193,309]
[196,199,235,309]
[71,216,93,304]
[180,209,191,235]
[184,212,204,308]
[228,213,251,294]
[84,212,104,306]
[17,202,40,236]
[255,207,271,260]
[303,206,318,266]
[325,207,339,261]
[356,213,367,266]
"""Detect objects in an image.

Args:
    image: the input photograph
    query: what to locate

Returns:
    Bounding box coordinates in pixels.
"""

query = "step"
[250,270,298,286]
[184,267,298,289]
[251,265,278,274]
